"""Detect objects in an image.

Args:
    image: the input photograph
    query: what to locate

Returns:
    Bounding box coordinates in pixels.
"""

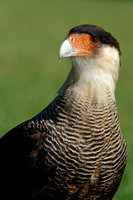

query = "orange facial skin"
[68,33,100,57]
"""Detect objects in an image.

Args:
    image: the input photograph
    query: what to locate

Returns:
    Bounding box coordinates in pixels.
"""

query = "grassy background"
[0,0,133,199]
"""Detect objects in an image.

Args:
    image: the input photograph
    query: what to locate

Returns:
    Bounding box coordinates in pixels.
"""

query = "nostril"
[70,37,74,43]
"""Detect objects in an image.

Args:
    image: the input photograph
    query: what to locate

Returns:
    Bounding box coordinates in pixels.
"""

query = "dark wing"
[0,119,54,200]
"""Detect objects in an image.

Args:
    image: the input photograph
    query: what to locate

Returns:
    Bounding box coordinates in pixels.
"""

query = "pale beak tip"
[58,39,75,61]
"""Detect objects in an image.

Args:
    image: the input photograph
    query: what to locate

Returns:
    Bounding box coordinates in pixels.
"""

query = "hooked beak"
[59,39,75,61]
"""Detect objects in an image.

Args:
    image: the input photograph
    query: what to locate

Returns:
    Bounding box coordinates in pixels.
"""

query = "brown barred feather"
[0,85,127,200]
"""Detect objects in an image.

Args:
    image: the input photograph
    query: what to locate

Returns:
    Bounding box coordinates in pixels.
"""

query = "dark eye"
[90,36,100,46]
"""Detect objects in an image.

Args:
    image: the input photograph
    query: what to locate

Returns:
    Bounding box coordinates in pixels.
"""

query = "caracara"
[0,25,127,200]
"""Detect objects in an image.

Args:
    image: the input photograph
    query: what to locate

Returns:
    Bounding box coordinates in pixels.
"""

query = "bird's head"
[59,25,121,95]
[59,24,121,60]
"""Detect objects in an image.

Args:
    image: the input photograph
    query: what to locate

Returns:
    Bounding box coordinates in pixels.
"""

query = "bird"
[0,24,127,200]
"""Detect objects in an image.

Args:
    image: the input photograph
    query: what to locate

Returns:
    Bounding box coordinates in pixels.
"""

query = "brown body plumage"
[0,25,127,200]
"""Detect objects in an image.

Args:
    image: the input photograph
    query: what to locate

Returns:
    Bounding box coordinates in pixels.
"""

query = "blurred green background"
[0,0,132,199]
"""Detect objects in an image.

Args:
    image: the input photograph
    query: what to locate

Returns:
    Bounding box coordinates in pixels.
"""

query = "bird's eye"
[89,37,100,46]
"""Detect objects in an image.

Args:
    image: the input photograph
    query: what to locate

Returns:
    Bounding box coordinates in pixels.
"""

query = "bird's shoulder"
[0,110,55,199]
[0,108,52,165]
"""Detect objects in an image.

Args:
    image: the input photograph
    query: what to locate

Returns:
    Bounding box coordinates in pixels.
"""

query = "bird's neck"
[59,55,119,105]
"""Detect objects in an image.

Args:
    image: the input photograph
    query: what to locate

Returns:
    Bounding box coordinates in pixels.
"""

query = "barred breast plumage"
[25,86,126,200]
[0,25,127,200]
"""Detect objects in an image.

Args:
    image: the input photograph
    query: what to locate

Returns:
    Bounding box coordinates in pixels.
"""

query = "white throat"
[59,45,120,103]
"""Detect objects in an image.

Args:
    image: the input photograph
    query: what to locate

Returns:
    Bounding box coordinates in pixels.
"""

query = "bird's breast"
[28,90,127,199]
[42,92,126,187]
